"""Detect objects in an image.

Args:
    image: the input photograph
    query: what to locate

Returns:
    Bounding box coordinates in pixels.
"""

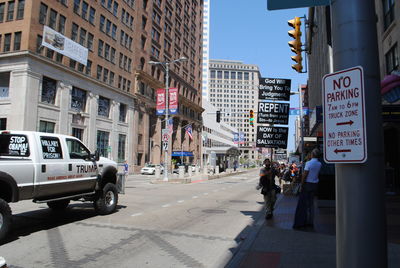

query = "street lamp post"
[149,57,187,181]
[290,88,304,163]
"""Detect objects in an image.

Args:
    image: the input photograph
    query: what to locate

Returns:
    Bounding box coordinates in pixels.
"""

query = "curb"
[150,168,258,184]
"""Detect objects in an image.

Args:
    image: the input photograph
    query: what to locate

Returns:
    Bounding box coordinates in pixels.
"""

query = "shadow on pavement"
[1,203,126,246]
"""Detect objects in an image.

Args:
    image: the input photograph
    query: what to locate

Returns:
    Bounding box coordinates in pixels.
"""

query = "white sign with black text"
[323,66,367,163]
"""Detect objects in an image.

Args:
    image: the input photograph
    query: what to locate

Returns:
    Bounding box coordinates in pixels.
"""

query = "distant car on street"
[140,164,163,175]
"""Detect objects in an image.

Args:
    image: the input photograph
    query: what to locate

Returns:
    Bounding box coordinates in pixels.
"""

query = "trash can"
[117,172,126,194]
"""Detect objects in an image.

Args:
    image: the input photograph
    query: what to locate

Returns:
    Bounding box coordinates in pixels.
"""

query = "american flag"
[185,124,193,140]
[168,118,173,135]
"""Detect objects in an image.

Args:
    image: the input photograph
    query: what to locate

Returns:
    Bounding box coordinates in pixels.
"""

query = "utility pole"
[331,0,387,267]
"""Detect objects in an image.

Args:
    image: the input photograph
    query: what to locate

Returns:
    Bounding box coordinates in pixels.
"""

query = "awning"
[171,151,194,157]
[381,74,400,103]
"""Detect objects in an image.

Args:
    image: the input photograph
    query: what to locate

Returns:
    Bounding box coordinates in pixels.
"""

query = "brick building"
[0,0,204,172]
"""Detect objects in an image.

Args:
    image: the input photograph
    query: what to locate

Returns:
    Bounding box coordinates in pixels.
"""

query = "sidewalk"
[233,194,400,268]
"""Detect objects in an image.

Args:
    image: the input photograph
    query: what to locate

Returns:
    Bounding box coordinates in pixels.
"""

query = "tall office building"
[0,0,204,172]
[201,0,210,101]
[208,59,261,161]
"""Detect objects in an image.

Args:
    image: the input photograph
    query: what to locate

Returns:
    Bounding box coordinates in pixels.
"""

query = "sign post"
[330,0,387,267]
[323,66,367,163]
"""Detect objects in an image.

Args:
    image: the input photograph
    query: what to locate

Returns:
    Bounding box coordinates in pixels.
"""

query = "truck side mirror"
[91,150,100,161]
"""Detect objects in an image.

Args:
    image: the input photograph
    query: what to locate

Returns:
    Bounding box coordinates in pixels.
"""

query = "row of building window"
[210,64,257,70]
[0,0,24,23]
[39,3,66,34]
[0,32,21,52]
[73,0,96,25]
[210,70,252,80]
[40,76,128,124]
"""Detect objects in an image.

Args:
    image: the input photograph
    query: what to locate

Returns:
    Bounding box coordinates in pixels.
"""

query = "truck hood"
[97,157,117,169]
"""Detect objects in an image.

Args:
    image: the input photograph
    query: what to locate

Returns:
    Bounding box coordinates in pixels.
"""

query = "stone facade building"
[0,0,204,172]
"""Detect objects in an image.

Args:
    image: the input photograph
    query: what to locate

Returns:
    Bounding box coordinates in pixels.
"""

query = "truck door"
[35,135,68,199]
[65,138,97,192]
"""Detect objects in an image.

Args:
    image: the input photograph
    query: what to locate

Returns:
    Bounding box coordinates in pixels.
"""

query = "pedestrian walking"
[258,158,278,220]
[293,149,322,229]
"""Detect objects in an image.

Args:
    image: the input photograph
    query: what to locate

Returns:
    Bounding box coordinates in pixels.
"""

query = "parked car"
[140,164,163,175]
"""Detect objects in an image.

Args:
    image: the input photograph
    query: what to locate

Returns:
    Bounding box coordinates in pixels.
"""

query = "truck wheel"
[94,183,118,215]
[47,200,70,210]
[0,198,12,241]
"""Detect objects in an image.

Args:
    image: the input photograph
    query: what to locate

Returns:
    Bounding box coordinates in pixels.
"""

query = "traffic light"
[288,17,303,73]
[216,110,221,123]
[249,110,254,126]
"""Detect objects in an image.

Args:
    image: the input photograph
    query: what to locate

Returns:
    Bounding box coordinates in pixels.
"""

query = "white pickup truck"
[0,131,121,241]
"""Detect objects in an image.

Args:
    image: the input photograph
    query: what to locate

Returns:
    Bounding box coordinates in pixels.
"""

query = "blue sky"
[210,0,308,152]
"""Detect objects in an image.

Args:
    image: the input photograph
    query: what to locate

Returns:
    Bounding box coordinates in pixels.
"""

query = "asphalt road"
[0,170,264,268]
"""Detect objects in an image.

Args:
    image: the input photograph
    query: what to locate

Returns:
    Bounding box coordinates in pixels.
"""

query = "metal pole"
[331,0,387,267]
[299,85,304,164]
[163,62,170,181]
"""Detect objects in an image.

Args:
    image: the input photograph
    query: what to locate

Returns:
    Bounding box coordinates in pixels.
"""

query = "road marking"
[177,200,185,203]
[213,189,218,192]
[131,213,143,217]
[222,187,226,190]
[192,196,199,199]
[203,193,209,195]
[162,204,171,208]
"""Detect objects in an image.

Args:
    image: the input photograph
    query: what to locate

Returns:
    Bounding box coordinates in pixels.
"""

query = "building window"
[0,3,5,22]
[73,0,81,14]
[89,7,95,24]
[85,60,92,75]
[383,0,395,30]
[100,15,105,32]
[97,130,109,157]
[98,96,110,117]
[39,120,55,133]
[0,72,10,98]
[119,103,126,122]
[3,33,11,52]
[7,1,14,21]
[13,31,21,50]
[103,68,109,82]
[87,33,93,50]
[41,76,57,104]
[39,3,47,24]
[16,0,24,19]
[58,15,66,34]
[81,1,88,20]
[0,118,6,130]
[79,28,86,46]
[118,134,126,162]
[109,71,115,85]
[71,23,78,41]
[49,9,57,29]
[386,44,399,74]
[71,87,87,112]
[97,65,102,79]
[72,127,83,140]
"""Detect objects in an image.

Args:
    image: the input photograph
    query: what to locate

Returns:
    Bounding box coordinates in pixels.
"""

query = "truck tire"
[0,198,12,241]
[47,200,70,210]
[94,183,118,215]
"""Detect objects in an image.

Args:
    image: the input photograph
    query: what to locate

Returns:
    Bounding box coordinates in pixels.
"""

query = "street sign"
[323,66,367,163]
[267,0,330,10]
[256,126,288,149]
[257,102,289,124]
[258,77,291,101]
[162,141,168,151]
[162,133,169,142]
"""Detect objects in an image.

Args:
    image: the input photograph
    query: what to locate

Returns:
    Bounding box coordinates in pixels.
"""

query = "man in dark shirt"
[259,158,278,219]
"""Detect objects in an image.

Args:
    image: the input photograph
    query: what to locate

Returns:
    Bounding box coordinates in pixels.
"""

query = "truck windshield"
[0,134,30,157]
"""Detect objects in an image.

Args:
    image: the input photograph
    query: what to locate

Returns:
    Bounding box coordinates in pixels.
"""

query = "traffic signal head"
[288,17,303,73]
[249,110,254,126]
[216,110,221,123]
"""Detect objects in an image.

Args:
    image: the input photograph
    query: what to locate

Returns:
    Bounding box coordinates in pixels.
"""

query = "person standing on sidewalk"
[293,149,322,229]
[258,158,278,220]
